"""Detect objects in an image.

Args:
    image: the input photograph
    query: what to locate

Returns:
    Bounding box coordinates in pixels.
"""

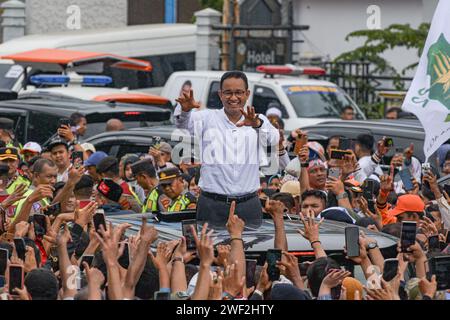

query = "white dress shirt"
[354,155,383,183]
[174,106,279,196]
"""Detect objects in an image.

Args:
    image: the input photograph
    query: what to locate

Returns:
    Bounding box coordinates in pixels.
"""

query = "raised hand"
[221,262,245,298]
[276,251,304,289]
[28,185,54,203]
[265,199,285,221]
[419,275,437,298]
[139,216,158,245]
[175,89,201,112]
[298,209,323,243]
[226,201,245,238]
[214,244,231,267]
[74,201,97,228]
[192,223,214,266]
[2,183,27,209]
[236,106,262,128]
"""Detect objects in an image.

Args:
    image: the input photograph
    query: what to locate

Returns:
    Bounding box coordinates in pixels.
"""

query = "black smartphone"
[429,256,450,290]
[330,149,352,160]
[8,265,24,294]
[118,242,130,269]
[260,197,267,208]
[382,258,399,281]
[93,209,106,234]
[181,219,197,251]
[79,255,94,272]
[154,291,170,300]
[446,230,450,244]
[58,118,71,128]
[401,221,417,252]
[33,213,47,237]
[362,180,375,212]
[152,136,162,150]
[0,248,8,276]
[43,202,61,216]
[428,235,440,251]
[345,226,360,257]
[13,237,26,261]
[399,169,414,191]
[266,249,281,281]
[339,138,352,151]
[71,151,84,169]
[384,137,394,148]
[299,262,310,277]
[245,259,257,289]
[328,167,341,179]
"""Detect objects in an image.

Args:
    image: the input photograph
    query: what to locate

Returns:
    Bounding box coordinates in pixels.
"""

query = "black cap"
[97,178,122,202]
[0,147,19,161]
[46,138,69,152]
[0,117,14,130]
[74,175,94,191]
[96,156,118,174]
[130,159,156,178]
[158,167,182,185]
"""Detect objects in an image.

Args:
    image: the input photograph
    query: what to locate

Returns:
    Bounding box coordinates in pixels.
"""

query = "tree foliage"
[200,0,224,12]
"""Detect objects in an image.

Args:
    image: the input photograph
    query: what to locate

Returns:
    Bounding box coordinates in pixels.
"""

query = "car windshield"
[0,64,23,90]
[282,85,364,119]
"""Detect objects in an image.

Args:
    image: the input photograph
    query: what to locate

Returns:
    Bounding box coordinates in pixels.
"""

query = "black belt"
[201,191,258,204]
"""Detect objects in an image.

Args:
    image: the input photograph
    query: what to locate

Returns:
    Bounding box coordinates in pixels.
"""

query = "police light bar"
[30,74,112,86]
[256,64,326,76]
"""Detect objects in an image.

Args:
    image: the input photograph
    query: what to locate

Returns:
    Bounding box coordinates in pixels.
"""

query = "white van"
[160,65,366,131]
[0,23,196,92]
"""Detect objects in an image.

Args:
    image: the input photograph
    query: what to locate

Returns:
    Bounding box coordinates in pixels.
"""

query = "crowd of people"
[0,70,449,301]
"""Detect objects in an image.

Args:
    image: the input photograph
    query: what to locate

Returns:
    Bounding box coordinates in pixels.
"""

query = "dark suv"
[0,96,172,145]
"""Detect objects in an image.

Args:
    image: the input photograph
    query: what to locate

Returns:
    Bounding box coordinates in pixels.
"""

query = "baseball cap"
[318,206,356,224]
[307,141,326,162]
[158,142,172,154]
[158,167,182,185]
[74,175,94,192]
[280,181,301,198]
[0,147,19,161]
[80,143,96,154]
[84,151,108,167]
[97,179,122,203]
[388,194,425,216]
[130,159,156,178]
[21,142,42,154]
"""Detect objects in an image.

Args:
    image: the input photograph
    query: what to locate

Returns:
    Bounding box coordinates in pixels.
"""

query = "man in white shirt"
[174,71,279,228]
[48,139,71,183]
[354,134,390,184]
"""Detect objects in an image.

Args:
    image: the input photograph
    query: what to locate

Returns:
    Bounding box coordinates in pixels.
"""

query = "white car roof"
[169,70,339,88]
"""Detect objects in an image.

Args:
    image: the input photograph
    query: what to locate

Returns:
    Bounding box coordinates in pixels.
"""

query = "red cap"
[388,194,425,216]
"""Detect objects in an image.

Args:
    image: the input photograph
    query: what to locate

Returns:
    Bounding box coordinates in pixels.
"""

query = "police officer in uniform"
[0,147,31,194]
[158,167,197,212]
[0,118,22,149]
[130,159,161,213]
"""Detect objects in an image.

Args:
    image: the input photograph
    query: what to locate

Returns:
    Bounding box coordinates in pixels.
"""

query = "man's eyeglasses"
[221,90,247,98]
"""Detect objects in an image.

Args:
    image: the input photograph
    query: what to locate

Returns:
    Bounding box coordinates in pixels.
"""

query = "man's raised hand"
[236,106,262,128]
[226,201,245,238]
[175,89,201,112]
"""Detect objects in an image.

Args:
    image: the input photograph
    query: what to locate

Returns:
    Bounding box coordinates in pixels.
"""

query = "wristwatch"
[253,117,264,129]
[367,241,378,250]
[336,192,348,200]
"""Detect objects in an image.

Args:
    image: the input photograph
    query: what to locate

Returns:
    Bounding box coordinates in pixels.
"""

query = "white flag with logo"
[402,0,450,161]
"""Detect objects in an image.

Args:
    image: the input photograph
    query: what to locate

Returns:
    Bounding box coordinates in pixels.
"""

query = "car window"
[252,86,288,118]
[28,112,60,145]
[207,81,222,109]
[282,85,364,119]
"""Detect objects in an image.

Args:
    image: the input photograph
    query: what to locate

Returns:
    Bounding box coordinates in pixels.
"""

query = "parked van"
[0,23,196,91]
[160,65,366,131]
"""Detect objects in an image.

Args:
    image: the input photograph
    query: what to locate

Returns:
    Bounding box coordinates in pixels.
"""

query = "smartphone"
[401,221,417,252]
[446,230,450,244]
[345,226,360,258]
[79,255,94,272]
[299,262,310,277]
[362,180,375,203]
[93,210,106,234]
[330,149,352,160]
[384,137,394,148]
[152,136,162,149]
[71,151,84,169]
[154,291,170,300]
[399,169,414,191]
[382,258,399,281]
[328,167,341,179]
[428,235,440,251]
[8,265,24,294]
[13,237,26,261]
[33,213,47,237]
[0,248,8,276]
[266,249,281,281]
[339,138,352,151]
[294,134,308,155]
[181,219,197,251]
[43,202,61,216]
[58,118,71,128]
[118,242,130,269]
[245,259,257,289]
[260,197,267,208]
[429,256,450,290]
